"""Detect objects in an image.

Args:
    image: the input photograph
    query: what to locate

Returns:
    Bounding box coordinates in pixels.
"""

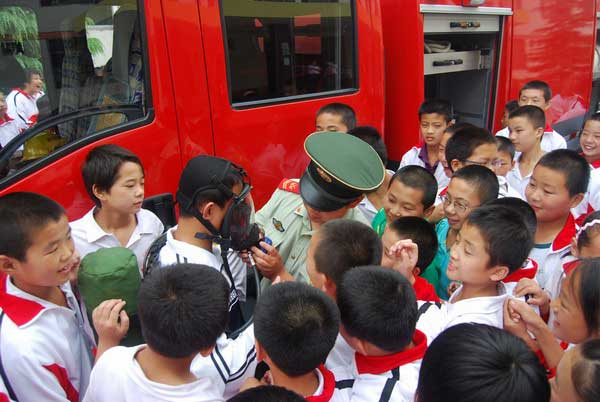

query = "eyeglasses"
[439,194,470,214]
[462,159,500,169]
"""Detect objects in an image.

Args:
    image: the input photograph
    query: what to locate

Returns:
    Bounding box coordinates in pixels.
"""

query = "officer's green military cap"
[299,131,385,212]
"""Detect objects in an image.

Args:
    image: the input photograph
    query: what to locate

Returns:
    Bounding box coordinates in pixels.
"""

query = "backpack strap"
[0,311,19,401]
[142,232,168,278]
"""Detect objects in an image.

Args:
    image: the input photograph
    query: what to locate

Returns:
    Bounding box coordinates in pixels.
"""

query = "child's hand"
[250,242,286,281]
[507,298,546,332]
[512,278,550,317]
[387,239,418,282]
[503,298,537,350]
[93,299,129,346]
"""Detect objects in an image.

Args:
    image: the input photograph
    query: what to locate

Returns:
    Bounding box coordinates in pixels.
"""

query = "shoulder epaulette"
[277,178,300,194]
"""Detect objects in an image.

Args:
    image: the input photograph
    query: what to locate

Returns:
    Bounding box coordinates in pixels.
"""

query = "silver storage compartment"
[424,13,500,33]
[424,50,492,75]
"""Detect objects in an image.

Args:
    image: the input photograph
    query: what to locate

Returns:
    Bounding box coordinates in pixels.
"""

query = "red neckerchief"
[552,213,577,252]
[536,341,569,379]
[544,123,553,133]
[0,272,46,327]
[439,186,448,196]
[0,114,13,124]
[413,276,440,302]
[562,260,580,276]
[503,258,538,283]
[14,88,34,100]
[591,160,600,169]
[305,365,335,402]
[355,330,427,375]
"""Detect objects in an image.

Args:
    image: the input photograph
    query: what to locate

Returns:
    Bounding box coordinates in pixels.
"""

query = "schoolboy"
[416,323,550,402]
[497,80,567,152]
[83,264,230,402]
[0,192,97,400]
[572,113,600,222]
[304,219,381,369]
[348,125,394,223]
[506,105,547,199]
[371,165,437,236]
[494,136,522,198]
[381,216,439,302]
[444,125,498,174]
[525,150,589,299]
[6,69,44,131]
[437,122,476,180]
[438,205,532,331]
[497,99,519,132]
[399,99,453,190]
[426,165,499,299]
[253,132,383,286]
[71,144,163,271]
[331,266,427,402]
[0,91,20,148]
[244,282,343,400]
[315,102,356,133]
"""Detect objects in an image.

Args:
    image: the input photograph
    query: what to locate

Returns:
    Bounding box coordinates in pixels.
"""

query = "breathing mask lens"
[223,183,261,251]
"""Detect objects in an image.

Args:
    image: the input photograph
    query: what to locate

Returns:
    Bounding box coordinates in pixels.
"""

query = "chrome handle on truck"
[432,59,464,67]
[450,21,481,29]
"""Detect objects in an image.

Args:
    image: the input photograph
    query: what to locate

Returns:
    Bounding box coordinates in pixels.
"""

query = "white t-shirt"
[71,208,164,273]
[497,175,524,200]
[158,226,247,301]
[0,114,20,147]
[325,333,355,370]
[496,126,567,153]
[506,159,533,200]
[83,345,225,402]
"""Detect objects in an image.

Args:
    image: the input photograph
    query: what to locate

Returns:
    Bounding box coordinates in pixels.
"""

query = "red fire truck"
[0,0,598,218]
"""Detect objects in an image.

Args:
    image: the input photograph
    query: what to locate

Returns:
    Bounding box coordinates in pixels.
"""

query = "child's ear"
[323,275,337,300]
[200,202,215,220]
[91,184,107,202]
[568,193,585,209]
[489,265,509,282]
[450,159,463,172]
[413,267,421,276]
[0,255,18,275]
[198,344,215,357]
[570,236,579,258]
[535,127,544,141]
[423,205,435,219]
[255,341,266,362]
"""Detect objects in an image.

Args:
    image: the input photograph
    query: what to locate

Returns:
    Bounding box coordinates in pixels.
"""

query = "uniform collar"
[14,88,34,100]
[503,258,538,283]
[305,365,335,402]
[79,207,154,244]
[0,273,73,328]
[355,330,427,375]
[552,213,577,252]
[0,114,13,124]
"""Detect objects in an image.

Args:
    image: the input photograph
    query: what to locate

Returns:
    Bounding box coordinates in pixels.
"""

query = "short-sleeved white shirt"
[82,345,225,402]
[70,208,164,273]
[506,159,533,200]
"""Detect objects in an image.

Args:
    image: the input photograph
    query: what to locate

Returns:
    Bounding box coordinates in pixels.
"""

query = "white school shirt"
[530,213,577,297]
[0,275,96,402]
[0,114,20,148]
[496,125,567,153]
[190,324,257,399]
[506,159,532,200]
[82,345,225,402]
[5,88,41,130]
[305,365,346,402]
[158,226,247,301]
[326,333,355,370]
[331,330,427,402]
[399,146,448,190]
[497,175,524,199]
[572,162,600,222]
[71,208,164,274]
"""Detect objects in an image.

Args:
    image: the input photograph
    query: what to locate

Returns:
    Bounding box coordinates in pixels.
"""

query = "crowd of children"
[1,78,600,402]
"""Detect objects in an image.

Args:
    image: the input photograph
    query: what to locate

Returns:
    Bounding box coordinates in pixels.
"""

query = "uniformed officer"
[250,131,385,286]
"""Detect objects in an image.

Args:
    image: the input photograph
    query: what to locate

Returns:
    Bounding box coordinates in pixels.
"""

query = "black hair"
[23,68,41,85]
[464,205,533,273]
[348,126,388,166]
[508,105,546,131]
[505,99,519,114]
[577,211,600,250]
[82,144,144,208]
[0,192,66,261]
[495,135,515,160]
[178,167,244,217]
[537,149,590,196]
[451,165,499,205]
[488,197,537,238]
[418,99,453,123]
[316,102,356,131]
[314,219,382,285]
[138,264,229,358]
[572,339,600,402]
[444,121,476,136]
[444,126,496,171]
[520,80,552,103]
[583,112,600,129]
[254,282,340,377]
[337,266,417,353]
[390,166,437,209]
[416,323,550,402]
[568,259,600,336]
[388,217,438,269]
[227,386,305,402]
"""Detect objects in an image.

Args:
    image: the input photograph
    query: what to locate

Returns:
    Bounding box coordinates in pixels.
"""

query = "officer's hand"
[250,241,286,281]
